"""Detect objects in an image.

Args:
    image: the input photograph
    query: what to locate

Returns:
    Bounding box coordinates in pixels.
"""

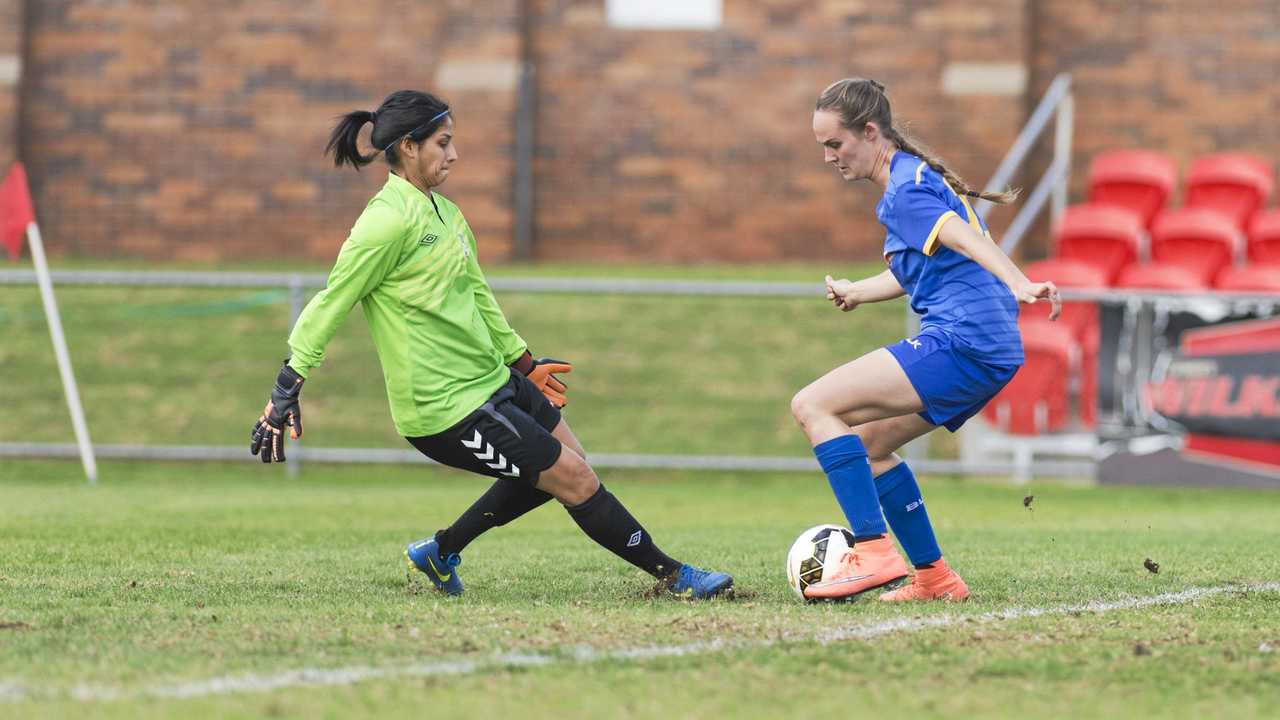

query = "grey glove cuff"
[273,363,304,400]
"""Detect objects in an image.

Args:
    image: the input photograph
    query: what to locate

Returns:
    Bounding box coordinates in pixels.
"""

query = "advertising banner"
[1097,300,1280,488]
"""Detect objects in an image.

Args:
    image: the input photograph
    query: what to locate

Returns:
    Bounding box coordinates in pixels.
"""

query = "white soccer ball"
[786,524,855,598]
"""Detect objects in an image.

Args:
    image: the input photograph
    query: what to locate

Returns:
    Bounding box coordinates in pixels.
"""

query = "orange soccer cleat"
[878,557,970,602]
[802,536,909,601]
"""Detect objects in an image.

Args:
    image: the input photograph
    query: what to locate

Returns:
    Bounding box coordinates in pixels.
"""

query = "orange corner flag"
[1,163,35,261]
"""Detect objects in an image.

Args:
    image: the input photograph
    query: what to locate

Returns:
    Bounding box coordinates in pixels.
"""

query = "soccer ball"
[786,524,855,598]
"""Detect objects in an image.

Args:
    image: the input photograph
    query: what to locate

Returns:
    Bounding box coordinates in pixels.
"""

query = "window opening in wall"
[605,0,723,30]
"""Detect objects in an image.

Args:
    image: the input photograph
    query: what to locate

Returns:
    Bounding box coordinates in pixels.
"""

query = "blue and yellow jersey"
[876,152,1023,365]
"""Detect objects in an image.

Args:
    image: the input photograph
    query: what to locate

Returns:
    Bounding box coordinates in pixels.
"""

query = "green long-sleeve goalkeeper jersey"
[287,173,526,437]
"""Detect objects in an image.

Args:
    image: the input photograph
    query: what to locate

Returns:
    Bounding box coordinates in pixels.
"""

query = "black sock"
[854,533,886,543]
[435,480,554,556]
[565,485,680,579]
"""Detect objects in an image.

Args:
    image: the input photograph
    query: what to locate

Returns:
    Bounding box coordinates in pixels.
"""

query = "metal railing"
[974,72,1074,253]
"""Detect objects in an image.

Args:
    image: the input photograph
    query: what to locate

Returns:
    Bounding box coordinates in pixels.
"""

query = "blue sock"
[874,462,941,567]
[813,435,887,539]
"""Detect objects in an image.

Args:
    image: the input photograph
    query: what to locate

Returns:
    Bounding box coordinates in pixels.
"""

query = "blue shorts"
[886,329,1020,432]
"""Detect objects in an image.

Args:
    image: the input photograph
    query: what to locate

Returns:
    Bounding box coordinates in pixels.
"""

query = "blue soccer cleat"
[405,535,463,596]
[668,564,734,600]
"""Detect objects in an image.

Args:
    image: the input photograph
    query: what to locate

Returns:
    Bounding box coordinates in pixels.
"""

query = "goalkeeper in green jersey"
[249,90,732,599]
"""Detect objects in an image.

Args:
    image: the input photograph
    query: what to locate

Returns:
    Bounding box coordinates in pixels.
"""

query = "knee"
[566,468,600,506]
[546,454,599,506]
[575,464,600,497]
[790,390,821,429]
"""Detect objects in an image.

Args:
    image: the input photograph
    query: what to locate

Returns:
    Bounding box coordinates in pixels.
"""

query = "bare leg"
[790,348,925,446]
[789,347,926,552]
[551,418,587,463]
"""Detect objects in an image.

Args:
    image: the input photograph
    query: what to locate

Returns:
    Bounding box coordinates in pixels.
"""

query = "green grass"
[0,261,911,456]
[2,460,1279,718]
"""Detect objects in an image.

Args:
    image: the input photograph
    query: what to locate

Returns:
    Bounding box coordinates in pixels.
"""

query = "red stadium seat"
[1053,204,1144,284]
[1086,149,1178,228]
[1115,262,1211,291]
[1021,258,1107,342]
[1247,210,1280,265]
[1149,207,1242,285]
[1214,264,1280,293]
[981,321,1075,435]
[1185,153,1275,230]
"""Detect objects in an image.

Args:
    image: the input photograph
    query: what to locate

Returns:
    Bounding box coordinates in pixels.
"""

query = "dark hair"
[815,78,1018,204]
[325,90,452,170]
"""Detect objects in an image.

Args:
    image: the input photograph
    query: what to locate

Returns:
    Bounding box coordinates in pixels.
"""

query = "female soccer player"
[792,78,1060,602]
[249,90,732,599]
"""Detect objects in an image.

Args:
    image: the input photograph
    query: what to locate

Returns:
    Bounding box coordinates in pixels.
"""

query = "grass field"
[4,262,1279,717]
[2,460,1279,718]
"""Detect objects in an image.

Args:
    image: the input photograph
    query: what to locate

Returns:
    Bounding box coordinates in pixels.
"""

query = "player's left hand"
[529,358,572,408]
[510,350,572,408]
[1015,280,1062,321]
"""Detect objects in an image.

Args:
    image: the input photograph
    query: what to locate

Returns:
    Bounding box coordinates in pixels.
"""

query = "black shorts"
[406,371,563,486]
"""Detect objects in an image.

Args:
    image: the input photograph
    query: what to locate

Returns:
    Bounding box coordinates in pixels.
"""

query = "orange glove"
[510,350,572,408]
[528,358,572,407]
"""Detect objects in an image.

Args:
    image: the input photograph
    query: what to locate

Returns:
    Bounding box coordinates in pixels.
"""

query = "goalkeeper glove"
[510,350,572,408]
[250,362,304,463]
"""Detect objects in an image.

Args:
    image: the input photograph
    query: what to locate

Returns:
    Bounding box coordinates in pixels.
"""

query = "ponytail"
[325,110,378,170]
[882,126,1019,205]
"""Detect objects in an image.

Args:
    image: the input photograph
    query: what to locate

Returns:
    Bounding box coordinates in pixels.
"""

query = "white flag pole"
[26,220,98,483]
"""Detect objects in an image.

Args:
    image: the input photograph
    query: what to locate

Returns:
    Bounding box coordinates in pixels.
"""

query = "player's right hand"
[1015,279,1062,321]
[825,275,860,312]
[250,363,304,463]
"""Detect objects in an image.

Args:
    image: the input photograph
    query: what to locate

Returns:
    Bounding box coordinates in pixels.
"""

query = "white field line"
[5,582,1277,704]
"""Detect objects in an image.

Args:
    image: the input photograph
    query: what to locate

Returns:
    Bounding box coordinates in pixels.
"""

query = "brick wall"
[0,0,20,171]
[20,0,520,263]
[13,1,1278,264]
[530,0,1028,262]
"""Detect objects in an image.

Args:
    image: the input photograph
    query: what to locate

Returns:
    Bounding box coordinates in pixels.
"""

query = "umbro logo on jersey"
[419,234,438,246]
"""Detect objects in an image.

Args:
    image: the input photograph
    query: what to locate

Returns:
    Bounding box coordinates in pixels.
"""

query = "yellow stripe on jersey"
[923,210,959,256]
[940,179,985,235]
[957,194,983,233]
[916,163,993,253]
